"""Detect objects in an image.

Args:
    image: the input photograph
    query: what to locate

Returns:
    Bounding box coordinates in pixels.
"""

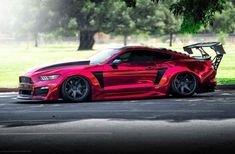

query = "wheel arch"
[59,74,93,100]
[168,70,202,94]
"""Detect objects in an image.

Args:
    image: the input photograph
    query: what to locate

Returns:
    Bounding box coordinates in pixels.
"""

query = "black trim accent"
[154,68,167,85]
[37,61,90,72]
[19,89,32,95]
[92,72,104,88]
[19,77,33,84]
[183,42,226,71]
[34,88,49,96]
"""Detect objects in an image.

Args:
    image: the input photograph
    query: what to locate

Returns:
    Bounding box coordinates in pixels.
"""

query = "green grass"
[0,43,234,88]
[0,44,96,87]
[217,78,235,85]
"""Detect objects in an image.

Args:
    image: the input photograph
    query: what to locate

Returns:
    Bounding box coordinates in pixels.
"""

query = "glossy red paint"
[18,46,217,101]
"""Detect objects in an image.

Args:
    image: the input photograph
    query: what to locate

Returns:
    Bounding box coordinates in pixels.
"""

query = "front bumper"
[18,80,60,101]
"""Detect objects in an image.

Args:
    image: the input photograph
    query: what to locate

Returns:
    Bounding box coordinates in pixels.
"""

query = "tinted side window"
[129,51,155,63]
[117,50,171,63]
[154,51,172,61]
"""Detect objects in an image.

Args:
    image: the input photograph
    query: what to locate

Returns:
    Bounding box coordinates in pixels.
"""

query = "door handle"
[145,67,155,70]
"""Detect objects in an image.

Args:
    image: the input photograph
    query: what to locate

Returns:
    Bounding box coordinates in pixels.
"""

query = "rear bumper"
[198,80,216,93]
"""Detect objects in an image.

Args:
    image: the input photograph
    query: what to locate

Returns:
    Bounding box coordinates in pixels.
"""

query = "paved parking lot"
[0,90,235,153]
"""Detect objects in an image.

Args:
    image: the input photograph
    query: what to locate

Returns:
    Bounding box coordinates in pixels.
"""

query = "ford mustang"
[18,42,225,102]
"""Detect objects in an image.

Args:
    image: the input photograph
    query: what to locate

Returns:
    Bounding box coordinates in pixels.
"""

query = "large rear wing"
[183,42,226,70]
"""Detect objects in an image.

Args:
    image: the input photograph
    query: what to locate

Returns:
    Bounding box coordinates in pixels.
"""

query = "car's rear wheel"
[171,73,198,97]
[61,76,90,102]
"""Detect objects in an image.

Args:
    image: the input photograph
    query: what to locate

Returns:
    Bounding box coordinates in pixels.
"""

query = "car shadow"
[15,94,213,104]
[6,93,231,128]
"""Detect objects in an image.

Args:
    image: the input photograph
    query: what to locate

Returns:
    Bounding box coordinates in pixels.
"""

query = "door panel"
[103,63,157,95]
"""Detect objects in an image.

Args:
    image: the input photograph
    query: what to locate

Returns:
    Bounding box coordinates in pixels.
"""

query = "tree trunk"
[34,32,38,47]
[169,33,173,47]
[123,34,128,46]
[78,30,96,50]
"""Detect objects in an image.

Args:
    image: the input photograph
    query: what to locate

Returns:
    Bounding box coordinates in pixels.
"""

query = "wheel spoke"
[77,89,82,96]
[180,86,185,93]
[184,85,191,91]
[67,82,72,88]
[186,80,193,84]
[67,89,73,95]
[176,83,181,89]
[72,90,77,98]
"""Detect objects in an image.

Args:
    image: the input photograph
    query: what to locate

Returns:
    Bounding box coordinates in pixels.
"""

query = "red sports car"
[18,42,225,102]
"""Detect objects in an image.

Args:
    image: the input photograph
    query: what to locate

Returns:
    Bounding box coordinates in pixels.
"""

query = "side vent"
[155,68,167,85]
[92,72,104,88]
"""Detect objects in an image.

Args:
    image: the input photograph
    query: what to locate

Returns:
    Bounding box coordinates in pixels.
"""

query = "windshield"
[89,48,120,64]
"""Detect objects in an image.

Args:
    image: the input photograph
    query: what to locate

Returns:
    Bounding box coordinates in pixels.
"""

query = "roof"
[119,46,189,57]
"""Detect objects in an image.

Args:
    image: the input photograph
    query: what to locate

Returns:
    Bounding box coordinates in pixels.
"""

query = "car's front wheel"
[61,76,90,102]
[171,72,198,97]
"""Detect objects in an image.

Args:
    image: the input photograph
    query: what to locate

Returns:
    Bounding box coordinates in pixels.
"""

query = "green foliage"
[2,0,232,48]
[46,0,182,48]
[171,0,229,33]
[122,0,229,33]
[211,2,235,33]
[112,0,181,36]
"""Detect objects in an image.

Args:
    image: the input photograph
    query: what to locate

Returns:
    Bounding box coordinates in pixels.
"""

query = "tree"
[110,0,158,46]
[94,0,181,46]
[129,0,181,46]
[12,0,53,47]
[48,0,122,50]
[159,1,181,46]
[123,0,229,33]
[210,2,235,44]
[211,2,235,33]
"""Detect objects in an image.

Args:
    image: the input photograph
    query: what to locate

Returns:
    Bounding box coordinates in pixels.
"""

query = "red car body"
[18,43,225,101]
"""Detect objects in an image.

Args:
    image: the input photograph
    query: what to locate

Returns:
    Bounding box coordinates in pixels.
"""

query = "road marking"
[0,96,14,98]
[0,92,17,95]
[188,99,204,102]
[51,104,60,107]
[29,105,44,108]
[0,132,112,135]
[0,109,224,114]
[221,93,232,96]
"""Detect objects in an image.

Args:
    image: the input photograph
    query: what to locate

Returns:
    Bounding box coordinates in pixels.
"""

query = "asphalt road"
[0,90,235,154]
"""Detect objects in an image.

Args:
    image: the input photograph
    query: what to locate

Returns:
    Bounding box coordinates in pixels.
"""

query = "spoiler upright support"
[183,42,226,71]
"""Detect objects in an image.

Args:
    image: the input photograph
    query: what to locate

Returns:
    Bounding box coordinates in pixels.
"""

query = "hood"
[35,60,90,72]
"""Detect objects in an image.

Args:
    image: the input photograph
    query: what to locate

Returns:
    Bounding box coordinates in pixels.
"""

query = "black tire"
[171,72,198,97]
[61,76,90,102]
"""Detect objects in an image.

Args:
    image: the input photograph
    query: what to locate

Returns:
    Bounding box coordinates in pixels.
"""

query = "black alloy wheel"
[171,73,198,97]
[61,76,90,102]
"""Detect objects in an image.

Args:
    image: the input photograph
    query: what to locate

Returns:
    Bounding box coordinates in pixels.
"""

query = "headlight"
[39,75,60,81]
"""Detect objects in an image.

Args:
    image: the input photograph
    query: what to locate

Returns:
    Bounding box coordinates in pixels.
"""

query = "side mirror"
[110,59,122,69]
[110,59,122,66]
